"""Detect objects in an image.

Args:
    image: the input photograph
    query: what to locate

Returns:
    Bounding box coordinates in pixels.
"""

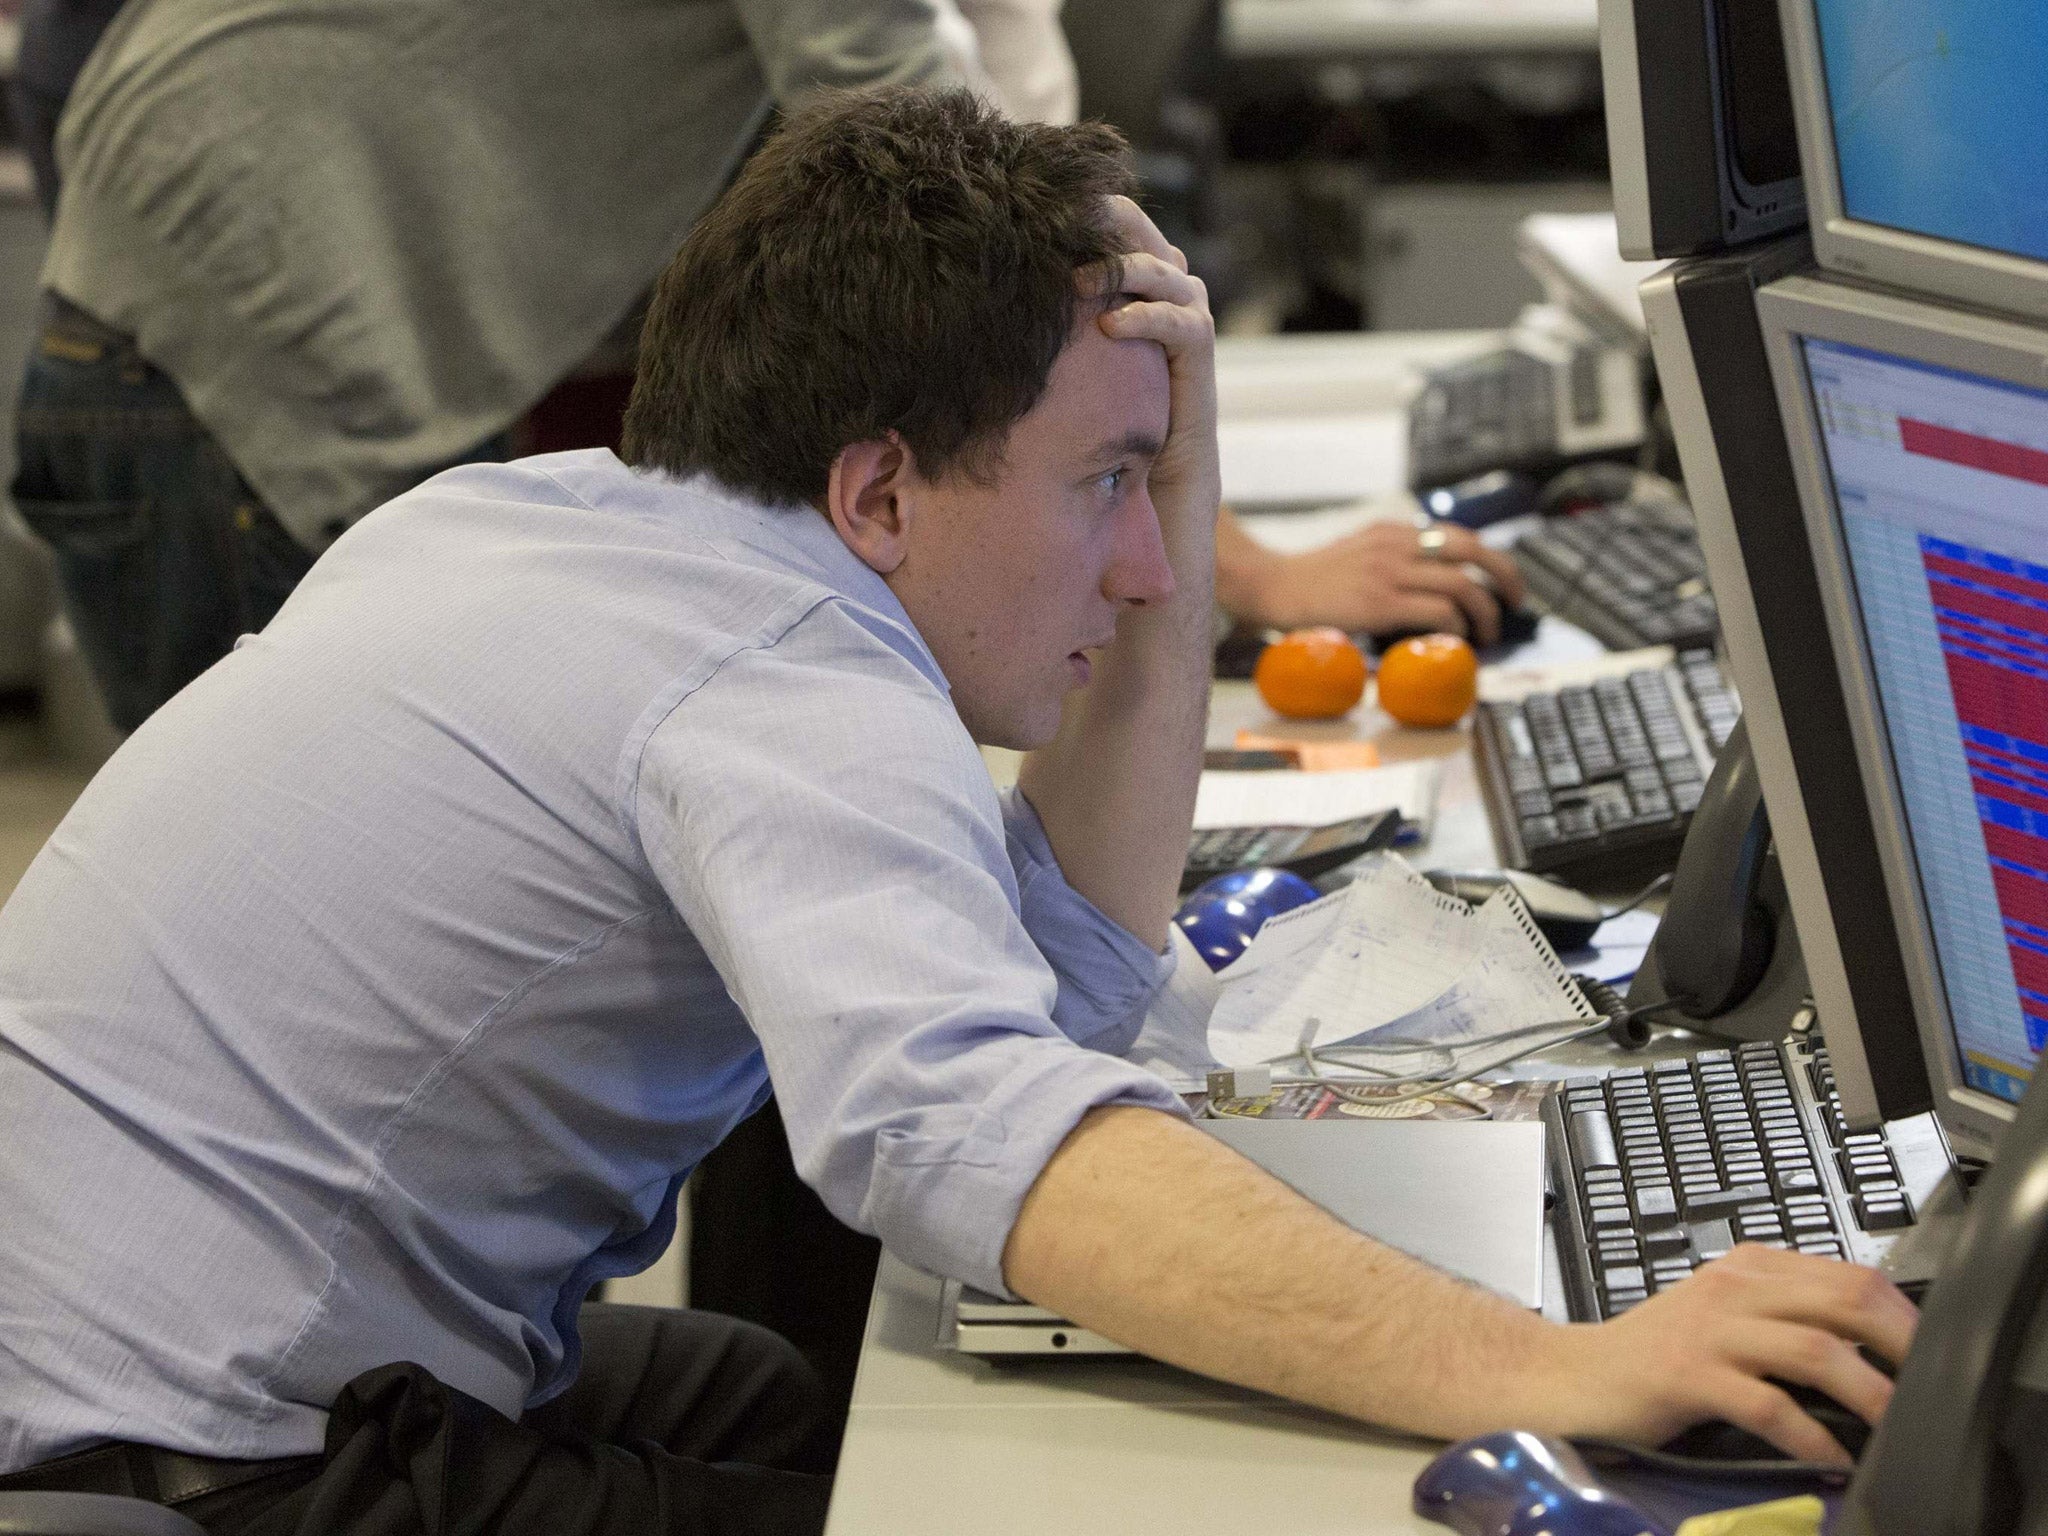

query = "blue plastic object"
[1172,868,1319,971]
[1419,469,1540,530]
[1413,1432,1671,1536]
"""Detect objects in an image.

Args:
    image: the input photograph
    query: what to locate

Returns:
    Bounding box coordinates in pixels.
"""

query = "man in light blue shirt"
[0,89,1919,1535]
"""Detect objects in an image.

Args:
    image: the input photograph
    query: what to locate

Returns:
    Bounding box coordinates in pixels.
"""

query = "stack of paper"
[1203,855,1594,1070]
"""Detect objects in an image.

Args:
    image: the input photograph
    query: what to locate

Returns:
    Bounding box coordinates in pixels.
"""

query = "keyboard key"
[1691,1217,1735,1262]
[1854,1192,1914,1231]
[1634,1185,1677,1221]
[1568,1110,1620,1171]
[1680,1183,1775,1219]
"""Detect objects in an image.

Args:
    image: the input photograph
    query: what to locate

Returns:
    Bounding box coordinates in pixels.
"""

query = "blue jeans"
[12,297,502,732]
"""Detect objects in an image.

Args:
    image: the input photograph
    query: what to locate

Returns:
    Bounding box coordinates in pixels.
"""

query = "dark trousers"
[171,1305,833,1536]
[12,299,318,733]
[11,297,507,733]
[689,1103,882,1436]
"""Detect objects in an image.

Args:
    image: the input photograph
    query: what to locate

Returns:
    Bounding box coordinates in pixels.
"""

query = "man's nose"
[1103,487,1176,607]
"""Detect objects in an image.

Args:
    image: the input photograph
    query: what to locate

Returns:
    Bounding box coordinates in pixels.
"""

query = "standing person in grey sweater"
[11,0,1050,732]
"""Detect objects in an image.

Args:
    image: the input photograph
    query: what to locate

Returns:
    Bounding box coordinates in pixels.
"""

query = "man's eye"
[1097,467,1127,496]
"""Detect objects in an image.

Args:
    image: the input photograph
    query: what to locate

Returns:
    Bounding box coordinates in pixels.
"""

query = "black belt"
[0,1439,317,1507]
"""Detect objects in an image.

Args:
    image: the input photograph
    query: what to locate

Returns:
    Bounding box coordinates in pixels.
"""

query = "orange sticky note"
[1234,731,1381,771]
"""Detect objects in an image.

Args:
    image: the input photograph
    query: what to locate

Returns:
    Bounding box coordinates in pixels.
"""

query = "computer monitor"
[1758,273,2048,1159]
[1601,0,1806,260]
[1781,1,2048,325]
[1639,237,1932,1134]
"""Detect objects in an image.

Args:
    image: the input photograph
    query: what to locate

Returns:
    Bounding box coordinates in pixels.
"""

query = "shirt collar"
[629,461,951,698]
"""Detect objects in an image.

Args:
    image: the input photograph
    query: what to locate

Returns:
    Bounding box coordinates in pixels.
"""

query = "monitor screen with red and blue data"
[1803,335,2048,1104]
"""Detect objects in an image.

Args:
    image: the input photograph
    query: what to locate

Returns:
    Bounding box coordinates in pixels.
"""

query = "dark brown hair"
[620,88,1137,504]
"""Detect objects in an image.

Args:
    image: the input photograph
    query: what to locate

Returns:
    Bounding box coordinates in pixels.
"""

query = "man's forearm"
[1001,1105,1921,1463]
[1002,1105,1565,1435]
[1015,506,1214,950]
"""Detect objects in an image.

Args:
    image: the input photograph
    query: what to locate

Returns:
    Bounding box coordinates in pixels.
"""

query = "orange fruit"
[1375,634,1478,728]
[1253,628,1369,719]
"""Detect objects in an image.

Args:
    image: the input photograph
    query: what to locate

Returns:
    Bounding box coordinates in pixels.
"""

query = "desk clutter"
[1199,853,1594,1074]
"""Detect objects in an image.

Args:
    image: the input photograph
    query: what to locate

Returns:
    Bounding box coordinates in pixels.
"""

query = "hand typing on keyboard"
[1532,1243,1918,1466]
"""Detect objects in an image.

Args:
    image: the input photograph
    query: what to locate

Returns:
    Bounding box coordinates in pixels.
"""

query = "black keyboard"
[1407,348,1560,488]
[1547,1036,1928,1322]
[1474,649,1739,885]
[1513,499,1719,652]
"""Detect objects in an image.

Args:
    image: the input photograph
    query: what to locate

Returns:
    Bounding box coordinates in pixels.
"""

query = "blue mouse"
[1173,868,1319,971]
[1413,1432,1668,1536]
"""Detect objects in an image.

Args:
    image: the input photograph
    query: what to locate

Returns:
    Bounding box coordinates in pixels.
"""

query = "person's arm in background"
[731,0,1078,127]
[1215,505,1529,645]
[1016,200,1218,951]
[950,0,1078,123]
[731,0,1002,104]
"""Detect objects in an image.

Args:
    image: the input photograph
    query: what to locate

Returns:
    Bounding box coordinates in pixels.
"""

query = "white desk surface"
[827,328,1612,1535]
[1214,328,1499,509]
[1225,0,1598,59]
[825,1253,1444,1535]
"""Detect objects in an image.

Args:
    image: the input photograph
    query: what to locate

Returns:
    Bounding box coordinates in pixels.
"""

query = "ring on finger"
[1416,525,1453,562]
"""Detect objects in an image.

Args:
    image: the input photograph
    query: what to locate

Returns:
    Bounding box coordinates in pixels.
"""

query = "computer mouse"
[1173,868,1320,971]
[1659,1381,1872,1465]
[1423,867,1607,952]
[1413,1431,1670,1536]
[1369,606,1539,656]
[1495,603,1541,648]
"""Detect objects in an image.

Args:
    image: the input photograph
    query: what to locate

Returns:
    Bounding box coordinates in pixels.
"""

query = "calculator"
[1181,809,1404,893]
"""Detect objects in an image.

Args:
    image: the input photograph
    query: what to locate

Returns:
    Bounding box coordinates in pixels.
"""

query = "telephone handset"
[1839,1066,2048,1534]
[1625,715,1808,1041]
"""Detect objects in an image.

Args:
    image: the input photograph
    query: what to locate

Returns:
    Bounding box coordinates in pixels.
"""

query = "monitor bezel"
[1641,239,1936,1134]
[1757,273,2047,1160]
[1781,0,2048,327]
[1604,0,1805,261]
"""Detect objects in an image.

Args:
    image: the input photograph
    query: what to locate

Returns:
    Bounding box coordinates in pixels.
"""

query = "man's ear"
[824,435,916,575]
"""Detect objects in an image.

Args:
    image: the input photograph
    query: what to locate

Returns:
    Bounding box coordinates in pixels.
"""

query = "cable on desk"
[1267,996,1691,1114]
[1601,870,1672,922]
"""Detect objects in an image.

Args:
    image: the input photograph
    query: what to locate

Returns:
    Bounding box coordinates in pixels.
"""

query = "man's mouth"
[1068,634,1117,686]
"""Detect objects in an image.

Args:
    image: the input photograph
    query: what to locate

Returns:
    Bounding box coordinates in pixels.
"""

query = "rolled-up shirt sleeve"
[1000,786,1175,1055]
[632,598,1188,1296]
